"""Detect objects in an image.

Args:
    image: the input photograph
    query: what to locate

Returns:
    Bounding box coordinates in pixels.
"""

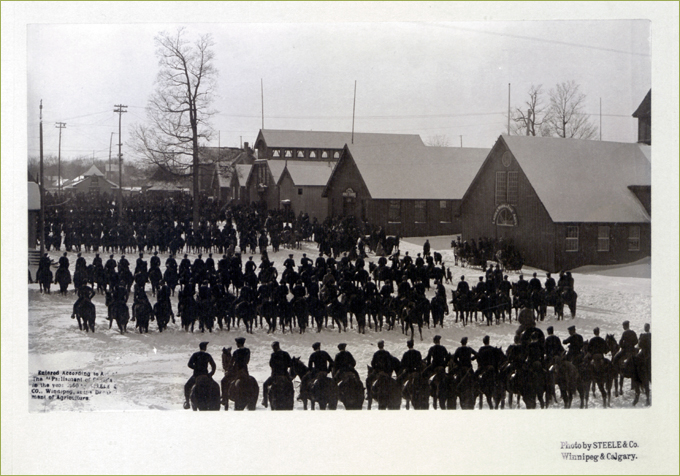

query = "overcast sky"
[24,11,651,162]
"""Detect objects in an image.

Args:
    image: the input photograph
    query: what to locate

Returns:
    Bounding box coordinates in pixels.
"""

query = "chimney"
[243,142,250,153]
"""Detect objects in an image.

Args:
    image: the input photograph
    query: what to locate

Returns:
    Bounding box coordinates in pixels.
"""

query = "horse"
[290,357,338,410]
[132,297,153,334]
[291,296,309,334]
[72,299,96,332]
[476,347,507,409]
[621,351,651,406]
[589,353,614,408]
[234,300,255,334]
[189,375,221,411]
[327,298,348,333]
[105,291,129,334]
[148,267,162,296]
[267,375,295,410]
[54,267,71,295]
[367,368,402,410]
[556,288,577,319]
[549,355,578,409]
[400,370,430,410]
[153,300,172,332]
[177,290,198,332]
[37,267,53,294]
[429,366,456,410]
[336,371,365,410]
[430,294,449,328]
[401,300,423,341]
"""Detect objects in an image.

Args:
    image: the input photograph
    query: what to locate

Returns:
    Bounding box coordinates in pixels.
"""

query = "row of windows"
[565,225,641,252]
[495,171,518,205]
[271,149,341,160]
[387,200,456,224]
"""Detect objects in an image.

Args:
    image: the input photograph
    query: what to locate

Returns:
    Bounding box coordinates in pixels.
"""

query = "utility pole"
[507,83,511,135]
[39,101,45,254]
[108,132,116,181]
[261,79,264,130]
[351,80,357,144]
[114,104,127,221]
[55,122,66,196]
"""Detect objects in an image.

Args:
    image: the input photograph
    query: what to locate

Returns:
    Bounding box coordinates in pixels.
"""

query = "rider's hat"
[312,342,321,350]
[338,343,347,350]
[460,337,468,345]
[377,340,385,348]
[568,325,576,332]
[77,253,81,257]
[622,320,630,327]
[235,337,246,345]
[199,342,209,350]
[547,326,554,333]
[272,341,280,348]
[406,339,414,347]
[433,335,441,342]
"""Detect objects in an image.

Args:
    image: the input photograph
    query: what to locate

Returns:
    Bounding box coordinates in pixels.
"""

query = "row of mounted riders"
[186,331,650,412]
[451,237,524,272]
[48,254,576,336]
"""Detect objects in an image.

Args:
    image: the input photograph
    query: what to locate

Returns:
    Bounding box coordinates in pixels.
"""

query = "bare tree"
[132,28,217,228]
[511,84,549,136]
[426,134,451,147]
[544,80,598,140]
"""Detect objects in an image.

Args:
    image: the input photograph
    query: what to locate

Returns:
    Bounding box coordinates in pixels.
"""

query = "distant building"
[461,135,651,272]
[323,143,489,236]
[633,89,651,145]
[28,173,40,249]
[277,160,336,221]
[62,165,119,195]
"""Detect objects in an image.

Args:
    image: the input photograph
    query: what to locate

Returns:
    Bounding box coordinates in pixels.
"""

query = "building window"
[496,208,515,227]
[272,149,281,158]
[257,165,268,185]
[309,151,316,159]
[321,151,329,159]
[388,200,401,223]
[495,171,507,205]
[566,226,579,252]
[415,200,427,223]
[284,150,293,158]
[597,226,610,252]
[628,226,641,251]
[333,151,340,159]
[439,201,450,223]
[507,171,518,205]
[297,150,305,158]
[298,188,303,195]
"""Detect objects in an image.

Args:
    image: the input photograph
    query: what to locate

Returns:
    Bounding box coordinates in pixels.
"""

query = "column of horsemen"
[34,203,651,409]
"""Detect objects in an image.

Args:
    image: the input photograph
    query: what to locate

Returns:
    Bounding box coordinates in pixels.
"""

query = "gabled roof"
[233,164,253,186]
[267,160,287,184]
[500,134,651,223]
[63,173,119,190]
[632,89,651,118]
[256,129,425,150]
[279,160,337,187]
[329,143,489,200]
[82,164,105,176]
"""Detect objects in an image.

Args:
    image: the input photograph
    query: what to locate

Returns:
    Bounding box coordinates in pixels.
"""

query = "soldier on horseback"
[184,341,216,409]
[232,337,250,375]
[262,341,292,408]
[371,340,395,376]
[423,335,449,378]
[563,325,584,363]
[613,320,638,369]
[308,342,334,377]
[333,343,360,380]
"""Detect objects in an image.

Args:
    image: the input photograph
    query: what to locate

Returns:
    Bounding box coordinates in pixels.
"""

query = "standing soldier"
[183,341,216,409]
[423,239,430,257]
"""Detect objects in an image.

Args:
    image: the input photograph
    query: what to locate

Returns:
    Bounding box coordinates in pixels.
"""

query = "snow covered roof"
[233,164,252,186]
[500,134,651,223]
[335,143,489,200]
[83,164,105,176]
[267,160,287,184]
[256,129,425,150]
[280,160,337,187]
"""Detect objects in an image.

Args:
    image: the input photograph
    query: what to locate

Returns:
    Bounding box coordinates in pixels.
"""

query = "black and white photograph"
[3,2,678,474]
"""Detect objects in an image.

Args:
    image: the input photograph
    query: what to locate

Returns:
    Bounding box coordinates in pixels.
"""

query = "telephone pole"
[55,122,66,196]
[114,104,127,220]
[39,101,45,254]
[108,132,116,181]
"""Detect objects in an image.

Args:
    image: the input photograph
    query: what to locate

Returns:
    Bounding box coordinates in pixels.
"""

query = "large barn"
[62,165,119,195]
[461,134,651,272]
[323,143,489,236]
[277,160,336,221]
[254,129,425,161]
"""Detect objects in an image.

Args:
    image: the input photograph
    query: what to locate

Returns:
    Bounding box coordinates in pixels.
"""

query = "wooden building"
[633,89,651,145]
[62,165,119,195]
[277,160,336,221]
[323,143,489,236]
[461,135,651,272]
[254,129,425,161]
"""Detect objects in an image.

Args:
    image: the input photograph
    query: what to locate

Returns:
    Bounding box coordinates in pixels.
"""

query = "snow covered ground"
[27,237,651,412]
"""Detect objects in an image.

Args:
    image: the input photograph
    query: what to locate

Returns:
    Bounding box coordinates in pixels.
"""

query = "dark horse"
[555,288,577,319]
[54,267,71,296]
[290,357,338,410]
[366,360,402,410]
[105,291,129,334]
[189,375,221,411]
[153,300,172,332]
[72,299,96,332]
[400,370,430,410]
[267,375,295,410]
[335,371,365,410]
[220,348,259,411]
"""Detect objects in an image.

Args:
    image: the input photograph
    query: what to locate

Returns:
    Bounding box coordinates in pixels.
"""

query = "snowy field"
[27,237,651,412]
